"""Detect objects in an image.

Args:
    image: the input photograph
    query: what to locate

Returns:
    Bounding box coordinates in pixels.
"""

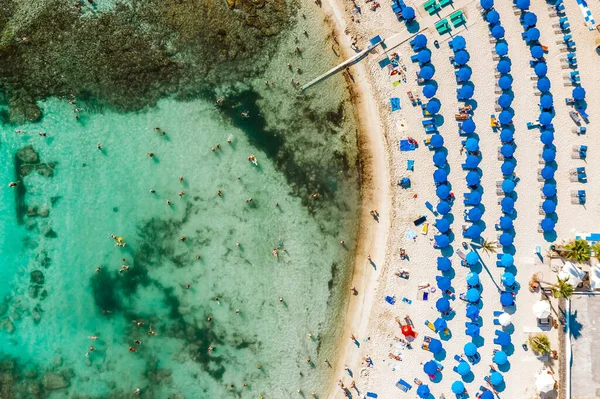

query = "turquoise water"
[0,4,361,396]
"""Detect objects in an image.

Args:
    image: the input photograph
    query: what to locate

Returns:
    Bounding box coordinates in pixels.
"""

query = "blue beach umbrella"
[541,218,555,232]
[466,288,480,303]
[462,119,476,134]
[435,218,451,233]
[466,225,482,240]
[502,179,515,193]
[499,232,513,247]
[437,201,451,215]
[531,45,544,59]
[466,171,480,187]
[434,318,447,331]
[542,199,557,213]
[523,12,537,27]
[498,94,512,108]
[501,162,515,176]
[497,59,511,74]
[466,272,480,286]
[466,251,479,265]
[429,339,442,353]
[495,331,512,346]
[527,27,541,42]
[431,134,444,148]
[493,350,508,364]
[540,94,553,109]
[539,112,553,127]
[457,361,471,376]
[542,148,556,162]
[403,6,416,20]
[537,76,551,92]
[423,84,437,98]
[466,323,480,336]
[500,129,514,143]
[499,111,512,125]
[435,298,450,312]
[492,25,505,39]
[542,183,556,197]
[458,85,474,100]
[481,391,494,399]
[500,292,514,307]
[424,360,438,375]
[501,197,514,212]
[435,234,450,248]
[480,0,493,8]
[464,342,477,356]
[466,155,480,169]
[433,151,447,167]
[467,191,482,205]
[427,99,441,114]
[434,169,448,183]
[437,275,451,290]
[452,380,466,394]
[455,51,470,65]
[457,67,472,81]
[465,138,479,152]
[500,253,514,267]
[498,75,512,90]
[517,0,530,10]
[499,216,513,230]
[501,144,515,158]
[417,384,431,398]
[451,36,466,50]
[495,42,508,56]
[490,372,504,386]
[540,130,554,145]
[541,166,555,180]
[502,272,516,286]
[418,50,431,64]
[534,61,547,76]
[436,185,450,200]
[466,304,479,319]
[573,86,586,101]
[487,10,500,24]
[437,256,452,271]
[421,65,435,80]
[468,207,482,222]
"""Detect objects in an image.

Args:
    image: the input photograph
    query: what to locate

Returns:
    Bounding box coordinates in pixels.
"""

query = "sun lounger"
[407,160,415,170]
[424,0,441,14]
[450,10,465,27]
[456,249,466,260]
[435,19,451,34]
[396,379,412,392]
[425,126,438,133]
[440,0,453,7]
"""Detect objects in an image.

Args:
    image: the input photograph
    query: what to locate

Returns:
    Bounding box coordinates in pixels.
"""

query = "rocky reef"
[0,0,291,117]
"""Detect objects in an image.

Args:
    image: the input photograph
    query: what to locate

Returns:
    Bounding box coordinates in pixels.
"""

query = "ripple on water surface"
[0,87,359,397]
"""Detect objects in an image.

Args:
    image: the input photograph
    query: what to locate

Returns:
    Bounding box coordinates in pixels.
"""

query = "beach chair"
[440,0,453,7]
[395,379,412,392]
[425,126,438,134]
[407,160,415,171]
[450,10,465,27]
[422,118,436,126]
[435,19,451,34]
[424,0,440,14]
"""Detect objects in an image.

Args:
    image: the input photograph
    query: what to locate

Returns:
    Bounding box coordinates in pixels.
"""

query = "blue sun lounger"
[396,379,412,392]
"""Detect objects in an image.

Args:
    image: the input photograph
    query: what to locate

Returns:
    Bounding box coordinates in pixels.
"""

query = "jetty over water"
[301,36,383,91]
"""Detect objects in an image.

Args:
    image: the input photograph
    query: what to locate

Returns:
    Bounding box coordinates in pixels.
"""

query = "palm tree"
[529,333,551,354]
[552,276,575,299]
[592,242,600,260]
[479,239,497,255]
[560,239,591,263]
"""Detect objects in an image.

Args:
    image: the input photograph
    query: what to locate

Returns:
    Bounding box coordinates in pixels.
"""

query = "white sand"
[312,0,600,397]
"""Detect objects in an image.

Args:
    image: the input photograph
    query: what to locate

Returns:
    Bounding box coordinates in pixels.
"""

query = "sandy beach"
[312,0,600,396]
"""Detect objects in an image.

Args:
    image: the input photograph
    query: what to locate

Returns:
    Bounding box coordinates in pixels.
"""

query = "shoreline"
[317,0,392,396]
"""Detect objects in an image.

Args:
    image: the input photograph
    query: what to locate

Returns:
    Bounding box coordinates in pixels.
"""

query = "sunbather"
[395,270,410,278]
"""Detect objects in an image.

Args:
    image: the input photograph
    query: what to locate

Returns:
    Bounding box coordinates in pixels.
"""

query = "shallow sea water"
[0,2,361,396]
